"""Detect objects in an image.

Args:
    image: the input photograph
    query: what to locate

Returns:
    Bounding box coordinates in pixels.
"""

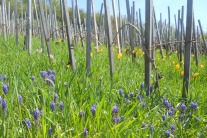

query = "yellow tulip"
[175,64,180,71]
[118,53,122,60]
[192,73,199,78]
[180,71,184,76]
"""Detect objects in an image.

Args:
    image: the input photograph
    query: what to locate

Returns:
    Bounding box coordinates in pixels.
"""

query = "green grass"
[0,36,207,137]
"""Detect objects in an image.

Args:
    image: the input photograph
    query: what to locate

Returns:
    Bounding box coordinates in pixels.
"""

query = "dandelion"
[50,101,56,112]
[18,95,22,105]
[59,102,64,111]
[24,118,32,130]
[2,99,7,112]
[118,53,122,60]
[192,73,199,78]
[83,129,88,136]
[2,84,9,95]
[175,64,180,71]
[200,64,204,68]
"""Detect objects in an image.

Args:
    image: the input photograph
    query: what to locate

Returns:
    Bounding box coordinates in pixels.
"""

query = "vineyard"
[0,0,207,137]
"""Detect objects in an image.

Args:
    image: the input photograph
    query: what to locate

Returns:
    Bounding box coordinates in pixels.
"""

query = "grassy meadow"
[0,36,207,137]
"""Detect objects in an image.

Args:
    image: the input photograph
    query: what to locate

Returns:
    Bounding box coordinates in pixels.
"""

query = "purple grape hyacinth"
[179,103,187,112]
[2,99,7,112]
[113,115,121,123]
[33,108,40,120]
[165,130,171,138]
[59,101,64,111]
[49,128,53,136]
[24,118,32,130]
[190,102,198,110]
[0,96,2,104]
[112,105,119,114]
[54,92,58,103]
[83,128,88,136]
[18,95,22,105]
[40,71,47,79]
[2,84,9,95]
[50,101,56,112]
[91,104,96,116]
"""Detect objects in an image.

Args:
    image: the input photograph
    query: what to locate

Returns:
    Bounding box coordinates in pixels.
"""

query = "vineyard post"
[104,0,115,79]
[153,8,164,59]
[76,0,84,48]
[112,0,121,54]
[177,10,180,58]
[92,0,99,51]
[38,0,52,60]
[139,9,144,48]
[180,6,184,64]
[167,6,170,55]
[193,11,199,67]
[183,0,193,98]
[15,0,18,46]
[2,0,7,40]
[118,0,123,50]
[145,0,153,89]
[60,0,65,39]
[86,0,92,75]
[27,0,32,55]
[62,0,76,71]
[198,20,207,54]
[8,1,10,34]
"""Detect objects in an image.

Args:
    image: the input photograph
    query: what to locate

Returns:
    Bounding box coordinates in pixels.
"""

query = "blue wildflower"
[149,85,153,93]
[112,105,119,114]
[165,130,171,138]
[140,83,144,90]
[119,89,123,96]
[162,98,171,109]
[91,104,96,116]
[83,128,88,136]
[137,94,142,103]
[33,108,40,120]
[142,122,146,128]
[2,99,7,112]
[24,118,32,130]
[168,108,175,116]
[162,114,166,121]
[0,96,2,104]
[31,76,35,81]
[195,117,200,122]
[3,75,7,81]
[51,70,56,75]
[54,92,58,103]
[59,101,64,111]
[18,95,22,105]
[50,101,56,112]
[40,71,47,79]
[150,125,155,131]
[170,124,176,131]
[79,111,85,118]
[49,128,53,136]
[130,93,133,98]
[2,84,9,95]
[0,74,2,80]
[47,70,52,75]
[179,103,186,112]
[113,115,121,123]
[190,102,198,110]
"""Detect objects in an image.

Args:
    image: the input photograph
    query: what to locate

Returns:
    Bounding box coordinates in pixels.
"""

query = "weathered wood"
[177,10,180,58]
[167,6,171,54]
[72,0,77,43]
[27,0,32,55]
[98,3,103,43]
[8,1,10,34]
[118,0,122,50]
[49,0,54,40]
[104,0,114,79]
[92,0,99,51]
[86,0,92,74]
[112,0,121,54]
[180,6,184,63]
[76,0,84,48]
[38,0,52,60]
[145,0,153,89]
[198,20,207,53]
[139,8,144,47]
[183,0,193,98]
[62,0,76,70]
[2,0,7,40]
[14,0,18,46]
[193,11,199,67]
[153,8,164,58]
[60,0,64,39]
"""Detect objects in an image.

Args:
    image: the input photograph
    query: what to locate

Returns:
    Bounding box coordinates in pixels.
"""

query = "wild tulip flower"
[180,71,184,76]
[175,64,180,71]
[200,64,204,68]
[118,53,122,60]
[192,73,199,78]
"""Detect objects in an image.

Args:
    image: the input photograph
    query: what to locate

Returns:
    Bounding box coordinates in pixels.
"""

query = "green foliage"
[0,35,207,137]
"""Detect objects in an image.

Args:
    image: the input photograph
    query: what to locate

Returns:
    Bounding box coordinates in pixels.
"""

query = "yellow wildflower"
[118,53,122,60]
[192,73,199,78]
[162,48,164,51]
[67,64,70,68]
[142,52,145,55]
[124,49,127,53]
[175,51,178,54]
[172,61,175,64]
[180,71,184,76]
[192,54,195,58]
[180,61,184,65]
[175,64,180,71]
[200,64,204,68]
[90,52,93,58]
